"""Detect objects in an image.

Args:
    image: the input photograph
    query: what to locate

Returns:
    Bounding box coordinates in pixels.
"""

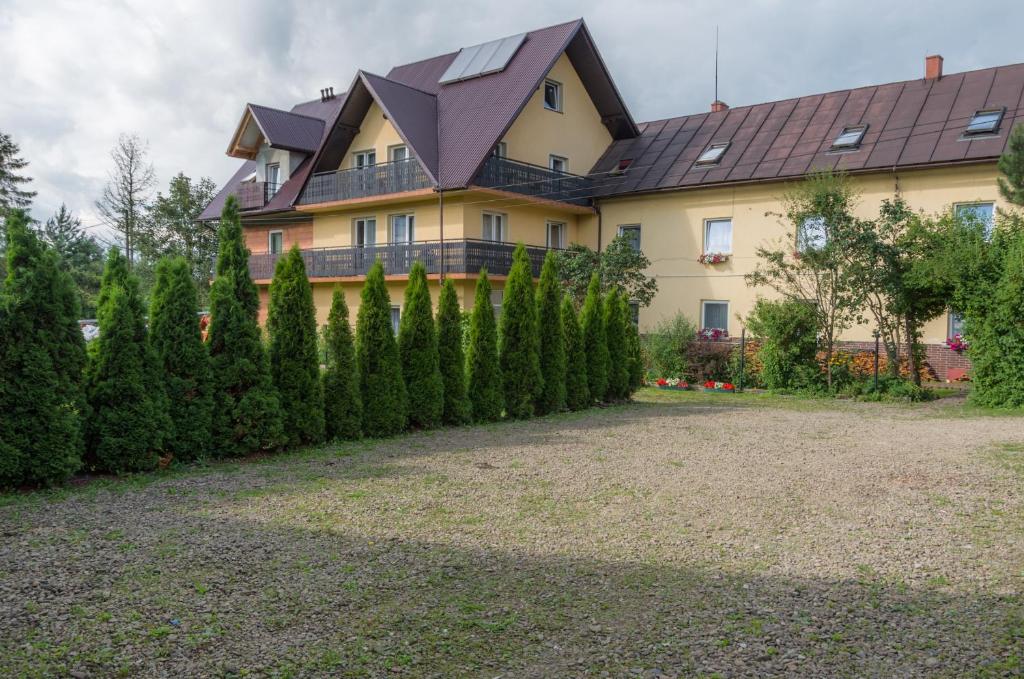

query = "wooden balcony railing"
[248,239,555,281]
[235,181,281,210]
[298,159,433,205]
[473,156,592,206]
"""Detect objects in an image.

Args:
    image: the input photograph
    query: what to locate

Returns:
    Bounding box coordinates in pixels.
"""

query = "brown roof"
[246,104,324,153]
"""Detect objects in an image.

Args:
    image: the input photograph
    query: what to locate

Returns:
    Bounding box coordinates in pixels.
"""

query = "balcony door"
[482,212,506,242]
[353,218,376,273]
[390,214,415,273]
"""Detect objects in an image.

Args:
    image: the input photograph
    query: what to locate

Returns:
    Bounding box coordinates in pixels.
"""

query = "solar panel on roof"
[438,33,527,84]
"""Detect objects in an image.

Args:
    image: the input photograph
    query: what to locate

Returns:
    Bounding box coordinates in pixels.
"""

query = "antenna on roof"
[714,25,719,104]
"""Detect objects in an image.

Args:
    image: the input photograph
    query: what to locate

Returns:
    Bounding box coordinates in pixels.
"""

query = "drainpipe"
[438,188,444,281]
[595,199,603,253]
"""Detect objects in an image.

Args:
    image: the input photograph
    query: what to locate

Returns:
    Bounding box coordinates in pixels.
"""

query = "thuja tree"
[535,251,566,415]
[580,273,609,402]
[149,257,212,461]
[356,259,407,436]
[603,288,630,401]
[397,262,443,429]
[467,269,503,422]
[998,122,1024,207]
[322,287,361,440]
[0,210,84,486]
[621,295,643,394]
[561,295,590,411]
[268,246,325,446]
[436,277,470,425]
[499,243,542,419]
[207,195,283,456]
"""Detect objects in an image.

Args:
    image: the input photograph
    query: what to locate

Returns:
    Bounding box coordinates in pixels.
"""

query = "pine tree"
[604,288,630,401]
[398,262,443,429]
[499,243,543,419]
[356,259,407,436]
[467,269,503,422]
[149,257,212,461]
[207,195,283,456]
[535,251,566,415]
[436,277,471,425]
[622,297,643,394]
[561,296,590,411]
[0,210,83,486]
[580,273,609,403]
[998,123,1024,206]
[322,287,362,440]
[268,246,325,446]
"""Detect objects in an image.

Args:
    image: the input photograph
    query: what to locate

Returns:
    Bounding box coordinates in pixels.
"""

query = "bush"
[685,339,734,383]
[149,257,213,462]
[728,337,763,389]
[841,375,935,402]
[356,259,407,436]
[746,299,820,390]
[398,262,443,429]
[642,312,696,379]
[580,273,609,403]
[603,288,630,401]
[437,278,471,425]
[467,270,503,422]
[499,244,542,419]
[561,296,590,410]
[322,287,362,440]
[622,296,643,394]
[535,251,566,414]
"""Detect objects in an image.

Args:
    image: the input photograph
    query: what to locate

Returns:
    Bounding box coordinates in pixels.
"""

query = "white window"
[965,109,1004,136]
[543,79,562,112]
[490,289,503,318]
[353,218,376,246]
[268,230,283,255]
[628,302,639,327]
[701,300,729,332]
[704,218,733,254]
[955,202,995,238]
[482,212,506,242]
[354,150,376,168]
[265,162,280,186]
[798,216,828,252]
[549,155,568,173]
[390,306,401,335]
[618,224,641,252]
[492,142,507,158]
[695,142,729,166]
[948,312,965,338]
[389,145,409,162]
[390,214,414,243]
[546,221,567,249]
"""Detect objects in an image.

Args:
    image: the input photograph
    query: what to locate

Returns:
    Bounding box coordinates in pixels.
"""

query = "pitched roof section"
[359,72,439,181]
[592,63,1024,197]
[248,104,325,153]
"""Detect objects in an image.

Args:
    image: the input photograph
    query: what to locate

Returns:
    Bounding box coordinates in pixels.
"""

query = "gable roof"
[227,103,326,158]
[591,62,1024,197]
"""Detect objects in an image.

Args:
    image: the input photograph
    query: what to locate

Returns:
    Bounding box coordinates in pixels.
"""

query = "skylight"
[965,109,1004,136]
[438,33,527,85]
[831,125,867,150]
[695,142,729,166]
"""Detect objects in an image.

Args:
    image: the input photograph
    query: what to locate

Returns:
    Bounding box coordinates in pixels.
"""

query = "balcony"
[298,159,433,205]
[473,156,592,206]
[248,239,555,281]
[235,181,281,210]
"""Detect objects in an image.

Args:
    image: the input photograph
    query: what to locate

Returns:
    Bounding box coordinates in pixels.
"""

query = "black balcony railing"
[474,156,592,206]
[248,239,555,280]
[298,159,433,205]
[235,181,281,210]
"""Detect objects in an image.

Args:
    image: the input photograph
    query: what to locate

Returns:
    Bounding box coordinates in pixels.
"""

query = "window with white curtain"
[702,300,729,331]
[546,221,566,248]
[482,212,506,241]
[704,218,732,254]
[390,214,414,242]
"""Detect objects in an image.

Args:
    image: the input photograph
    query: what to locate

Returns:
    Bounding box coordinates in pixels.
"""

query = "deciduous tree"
[555,235,657,309]
[95,134,155,268]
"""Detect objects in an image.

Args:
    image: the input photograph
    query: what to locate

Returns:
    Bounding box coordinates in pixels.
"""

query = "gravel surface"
[1,390,1022,677]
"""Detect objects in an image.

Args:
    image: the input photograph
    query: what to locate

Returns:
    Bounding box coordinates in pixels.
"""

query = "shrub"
[603,288,630,401]
[398,262,443,429]
[322,287,362,440]
[268,246,325,446]
[642,312,696,379]
[746,299,820,390]
[622,296,643,394]
[561,296,590,411]
[728,337,763,389]
[207,195,284,456]
[437,278,471,425]
[580,273,609,402]
[685,338,734,383]
[535,251,566,414]
[356,259,407,436]
[499,243,542,419]
[467,270,503,422]
[149,257,212,462]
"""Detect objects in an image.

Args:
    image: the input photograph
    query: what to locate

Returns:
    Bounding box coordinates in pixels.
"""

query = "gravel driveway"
[1,391,1022,677]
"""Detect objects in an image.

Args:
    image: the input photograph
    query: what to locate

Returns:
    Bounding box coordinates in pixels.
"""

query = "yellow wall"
[339,101,406,169]
[499,53,613,174]
[594,163,1003,344]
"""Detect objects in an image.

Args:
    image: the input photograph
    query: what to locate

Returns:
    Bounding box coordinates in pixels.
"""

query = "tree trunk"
[905,315,921,387]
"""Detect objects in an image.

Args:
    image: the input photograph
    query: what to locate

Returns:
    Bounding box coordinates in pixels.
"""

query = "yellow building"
[200,21,1021,378]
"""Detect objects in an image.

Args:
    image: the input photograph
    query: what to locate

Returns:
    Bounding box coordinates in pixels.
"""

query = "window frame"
[797,216,828,252]
[481,211,507,242]
[546,220,567,249]
[389,213,415,243]
[352,217,377,247]
[701,300,730,332]
[695,142,730,166]
[954,201,996,238]
[618,224,641,252]
[265,162,280,186]
[390,306,401,335]
[388,144,409,163]
[703,217,733,255]
[490,289,503,319]
[353,149,377,169]
[948,311,965,338]
[268,229,284,255]
[543,79,563,112]
[492,141,507,158]
[548,154,568,173]
[830,125,867,151]
[964,108,1005,136]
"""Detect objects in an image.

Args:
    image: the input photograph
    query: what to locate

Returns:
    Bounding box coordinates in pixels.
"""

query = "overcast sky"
[3,0,1023,239]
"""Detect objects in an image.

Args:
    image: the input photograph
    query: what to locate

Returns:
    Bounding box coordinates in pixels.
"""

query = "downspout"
[596,199,603,253]
[438,188,445,282]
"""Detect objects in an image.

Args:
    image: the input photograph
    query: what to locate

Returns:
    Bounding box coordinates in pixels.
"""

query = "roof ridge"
[249,102,329,124]
[360,70,438,98]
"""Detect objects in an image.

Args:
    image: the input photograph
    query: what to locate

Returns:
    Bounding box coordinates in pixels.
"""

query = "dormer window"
[831,125,867,150]
[615,158,633,174]
[965,109,1004,136]
[543,79,562,112]
[389,145,409,162]
[695,142,729,166]
[354,150,376,168]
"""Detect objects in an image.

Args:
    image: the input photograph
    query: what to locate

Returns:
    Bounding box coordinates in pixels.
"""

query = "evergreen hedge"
[467,269,503,422]
[535,251,566,415]
[149,257,212,461]
[561,296,590,411]
[322,287,362,440]
[604,288,630,401]
[268,246,325,446]
[398,262,444,429]
[499,243,542,419]
[622,296,643,394]
[356,259,407,436]
[436,277,471,425]
[580,273,609,403]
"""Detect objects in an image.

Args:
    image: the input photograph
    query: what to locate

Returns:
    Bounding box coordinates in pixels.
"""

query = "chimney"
[925,54,943,80]
[320,86,335,102]
[711,100,729,113]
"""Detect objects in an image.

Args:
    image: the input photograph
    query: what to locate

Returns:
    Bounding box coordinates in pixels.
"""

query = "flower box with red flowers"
[703,380,736,393]
[945,333,968,353]
[697,327,729,341]
[656,377,690,390]
[697,252,730,265]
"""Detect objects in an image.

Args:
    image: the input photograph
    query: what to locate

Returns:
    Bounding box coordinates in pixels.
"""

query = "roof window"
[831,125,867,150]
[965,109,1004,136]
[695,142,729,166]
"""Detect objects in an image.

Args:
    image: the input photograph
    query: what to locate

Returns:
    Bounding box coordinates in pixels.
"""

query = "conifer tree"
[622,296,643,394]
[207,195,283,456]
[467,269,503,421]
[535,251,566,414]
[268,246,325,446]
[0,210,84,486]
[580,272,609,402]
[436,277,471,425]
[499,243,543,419]
[398,262,443,429]
[998,123,1024,206]
[604,288,630,401]
[561,295,590,411]
[356,259,407,436]
[149,257,212,461]
[322,287,361,440]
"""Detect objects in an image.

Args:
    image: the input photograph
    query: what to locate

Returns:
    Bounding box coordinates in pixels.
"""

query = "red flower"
[704,380,715,388]
[723,383,734,390]
[656,378,668,386]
